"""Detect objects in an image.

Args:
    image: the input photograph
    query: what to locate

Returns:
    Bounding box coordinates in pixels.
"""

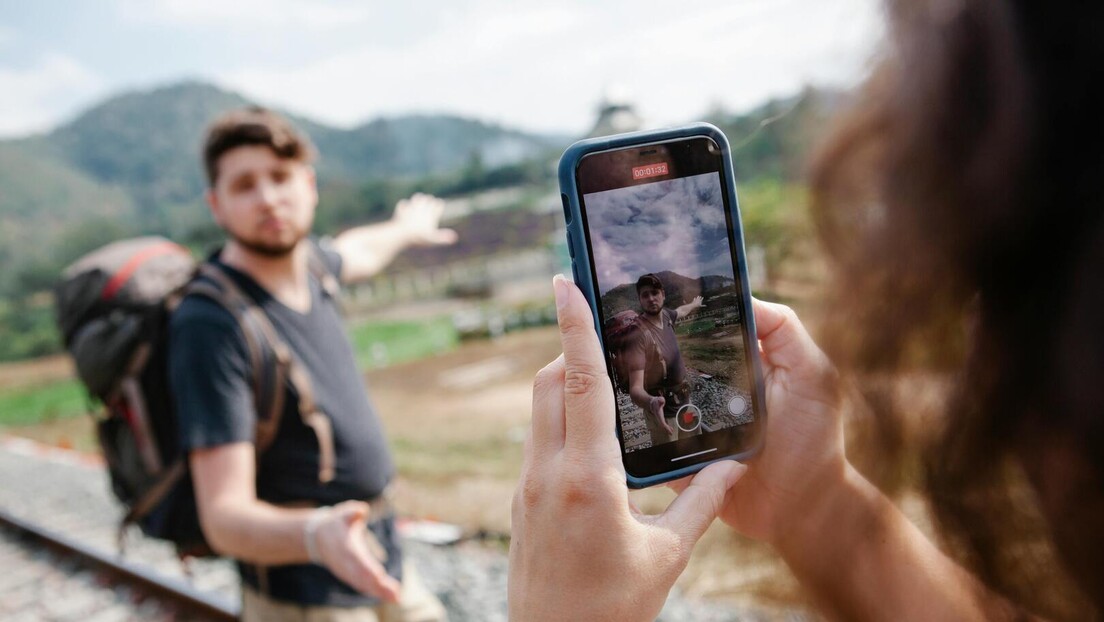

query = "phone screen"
[575,136,760,477]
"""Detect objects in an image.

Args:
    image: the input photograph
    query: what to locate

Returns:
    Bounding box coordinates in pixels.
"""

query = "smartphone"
[557,123,767,488]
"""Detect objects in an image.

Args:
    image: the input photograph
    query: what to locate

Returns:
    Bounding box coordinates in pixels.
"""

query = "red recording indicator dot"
[632,162,669,180]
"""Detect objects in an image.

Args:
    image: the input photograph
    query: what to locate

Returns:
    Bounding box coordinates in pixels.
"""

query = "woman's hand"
[705,299,847,548]
[508,276,747,621]
[665,300,1007,621]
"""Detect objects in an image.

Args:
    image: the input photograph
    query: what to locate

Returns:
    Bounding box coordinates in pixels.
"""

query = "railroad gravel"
[0,439,793,621]
[0,529,194,621]
[619,373,754,453]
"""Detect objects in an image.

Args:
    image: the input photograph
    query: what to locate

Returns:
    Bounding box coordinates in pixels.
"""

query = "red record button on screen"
[632,162,669,180]
[675,404,702,433]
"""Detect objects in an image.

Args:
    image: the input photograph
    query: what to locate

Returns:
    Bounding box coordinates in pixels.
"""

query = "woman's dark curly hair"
[809,0,1104,617]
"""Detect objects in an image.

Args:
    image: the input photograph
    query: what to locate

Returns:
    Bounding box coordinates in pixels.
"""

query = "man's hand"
[191,445,400,603]
[648,395,673,435]
[675,295,705,319]
[333,193,457,282]
[389,193,458,247]
[313,501,401,603]
[508,276,747,621]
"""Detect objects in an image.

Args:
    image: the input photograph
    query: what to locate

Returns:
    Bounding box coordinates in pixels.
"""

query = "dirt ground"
[368,327,561,534]
[0,354,74,389]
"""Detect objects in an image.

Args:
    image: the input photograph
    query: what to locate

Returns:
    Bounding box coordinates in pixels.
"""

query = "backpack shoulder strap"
[306,242,341,302]
[183,265,286,456]
[183,264,335,482]
[635,317,669,382]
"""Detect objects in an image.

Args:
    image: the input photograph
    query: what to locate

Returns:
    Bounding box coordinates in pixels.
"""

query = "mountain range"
[0,80,841,298]
[0,80,567,291]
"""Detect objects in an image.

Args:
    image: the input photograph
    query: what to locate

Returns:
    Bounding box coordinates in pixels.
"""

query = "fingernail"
[553,274,569,311]
[727,462,748,487]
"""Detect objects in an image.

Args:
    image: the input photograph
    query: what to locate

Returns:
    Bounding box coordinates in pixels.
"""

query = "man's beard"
[228,230,305,258]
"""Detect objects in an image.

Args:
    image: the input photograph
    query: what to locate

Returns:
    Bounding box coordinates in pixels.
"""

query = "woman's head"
[810,0,1104,615]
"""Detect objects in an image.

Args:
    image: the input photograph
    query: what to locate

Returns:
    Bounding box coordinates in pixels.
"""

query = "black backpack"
[55,236,337,557]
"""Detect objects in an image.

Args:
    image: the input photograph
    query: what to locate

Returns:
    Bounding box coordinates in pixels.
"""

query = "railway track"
[0,507,238,621]
[0,435,773,621]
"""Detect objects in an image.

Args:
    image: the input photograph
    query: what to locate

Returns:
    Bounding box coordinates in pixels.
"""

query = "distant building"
[587,86,643,137]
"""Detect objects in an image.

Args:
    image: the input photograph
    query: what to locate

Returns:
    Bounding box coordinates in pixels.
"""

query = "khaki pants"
[241,563,447,622]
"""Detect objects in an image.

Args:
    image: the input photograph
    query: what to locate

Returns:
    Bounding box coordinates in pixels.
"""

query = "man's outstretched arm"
[675,295,704,319]
[331,193,457,283]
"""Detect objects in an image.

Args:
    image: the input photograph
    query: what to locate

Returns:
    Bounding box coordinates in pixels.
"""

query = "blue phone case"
[557,122,768,488]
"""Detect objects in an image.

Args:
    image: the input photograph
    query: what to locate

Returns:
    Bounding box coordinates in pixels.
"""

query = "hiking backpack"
[602,309,677,394]
[55,236,337,557]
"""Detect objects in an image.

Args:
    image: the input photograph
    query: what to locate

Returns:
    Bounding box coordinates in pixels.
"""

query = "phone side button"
[566,236,576,259]
[560,193,573,225]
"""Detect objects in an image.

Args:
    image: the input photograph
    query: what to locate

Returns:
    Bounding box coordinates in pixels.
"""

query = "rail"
[0,507,239,621]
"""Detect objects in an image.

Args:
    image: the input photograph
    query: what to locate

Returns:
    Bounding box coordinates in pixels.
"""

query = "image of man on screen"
[624,273,704,446]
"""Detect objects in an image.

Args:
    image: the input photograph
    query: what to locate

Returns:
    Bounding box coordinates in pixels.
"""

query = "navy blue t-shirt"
[169,245,400,606]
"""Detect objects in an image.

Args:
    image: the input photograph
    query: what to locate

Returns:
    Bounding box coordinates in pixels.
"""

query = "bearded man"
[171,107,452,622]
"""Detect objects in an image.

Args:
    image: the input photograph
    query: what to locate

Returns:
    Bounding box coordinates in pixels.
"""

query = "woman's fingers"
[552,276,619,461]
[656,461,747,551]
[530,354,567,456]
[752,298,836,375]
[752,298,807,367]
[752,297,840,407]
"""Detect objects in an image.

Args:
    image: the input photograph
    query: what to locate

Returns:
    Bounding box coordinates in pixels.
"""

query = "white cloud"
[0,53,104,137]
[118,0,373,32]
[215,0,882,134]
[587,173,734,293]
[216,2,585,129]
[0,0,882,137]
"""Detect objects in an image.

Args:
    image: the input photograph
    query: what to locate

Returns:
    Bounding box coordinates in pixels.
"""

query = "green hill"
[43,81,251,231]
[13,81,563,234]
[312,114,562,180]
[0,141,136,295]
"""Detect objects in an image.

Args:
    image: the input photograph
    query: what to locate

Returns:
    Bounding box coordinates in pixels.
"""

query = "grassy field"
[0,378,87,426]
[0,317,459,428]
[349,316,458,369]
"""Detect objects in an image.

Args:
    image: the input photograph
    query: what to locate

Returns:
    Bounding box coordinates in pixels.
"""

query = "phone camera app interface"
[584,172,755,453]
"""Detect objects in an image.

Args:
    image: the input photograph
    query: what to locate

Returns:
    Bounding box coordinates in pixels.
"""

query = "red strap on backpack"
[101,241,188,300]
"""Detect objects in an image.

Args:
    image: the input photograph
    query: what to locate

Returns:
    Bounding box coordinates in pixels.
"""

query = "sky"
[0,0,883,138]
[587,172,734,294]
